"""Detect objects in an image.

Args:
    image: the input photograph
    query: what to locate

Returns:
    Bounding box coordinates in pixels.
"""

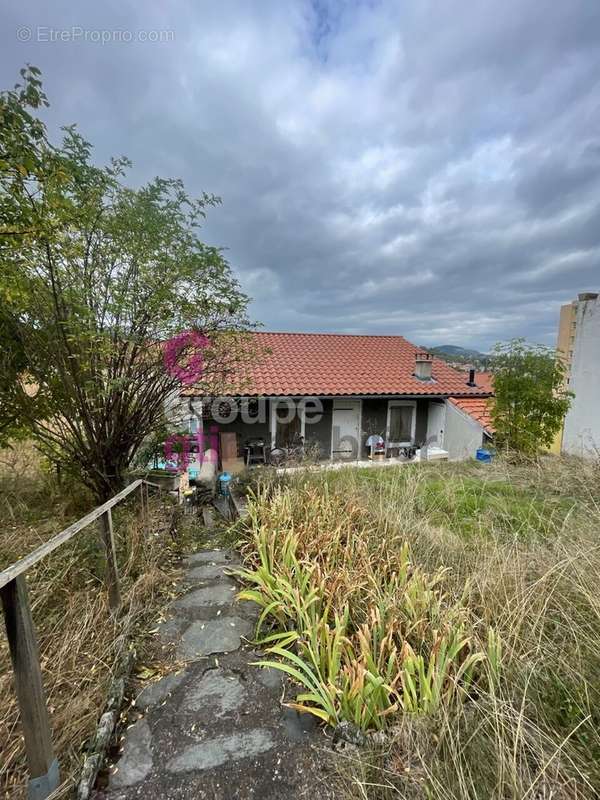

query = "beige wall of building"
[551,300,578,453]
[557,301,577,375]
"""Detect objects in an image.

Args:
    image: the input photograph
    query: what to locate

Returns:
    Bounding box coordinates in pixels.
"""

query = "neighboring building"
[470,371,494,394]
[556,299,579,384]
[561,292,600,459]
[178,332,494,464]
[446,396,494,461]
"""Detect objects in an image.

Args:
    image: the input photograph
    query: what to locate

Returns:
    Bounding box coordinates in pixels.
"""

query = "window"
[386,401,416,444]
[270,399,305,448]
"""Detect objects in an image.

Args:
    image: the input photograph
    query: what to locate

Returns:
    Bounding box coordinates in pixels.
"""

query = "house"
[179,332,494,465]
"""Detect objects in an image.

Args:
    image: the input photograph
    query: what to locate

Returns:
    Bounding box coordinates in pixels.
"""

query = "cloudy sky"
[2,1,599,350]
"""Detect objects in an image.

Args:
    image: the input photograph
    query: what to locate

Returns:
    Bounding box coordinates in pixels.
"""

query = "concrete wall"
[444,402,485,461]
[562,294,600,458]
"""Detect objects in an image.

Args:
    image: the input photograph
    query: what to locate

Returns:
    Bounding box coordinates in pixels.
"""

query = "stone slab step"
[178,616,253,660]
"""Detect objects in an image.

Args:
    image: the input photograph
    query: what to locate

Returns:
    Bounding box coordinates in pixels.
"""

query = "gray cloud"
[2,0,599,350]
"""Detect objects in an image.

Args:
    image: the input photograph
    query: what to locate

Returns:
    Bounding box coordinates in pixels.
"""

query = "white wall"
[444,402,485,461]
[562,296,600,458]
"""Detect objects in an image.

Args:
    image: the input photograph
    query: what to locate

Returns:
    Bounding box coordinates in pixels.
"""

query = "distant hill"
[426,345,491,369]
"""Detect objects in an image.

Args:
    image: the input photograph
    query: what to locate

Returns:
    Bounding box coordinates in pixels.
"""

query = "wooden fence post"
[144,482,149,528]
[0,576,59,800]
[98,509,121,614]
[138,482,146,526]
[139,482,150,535]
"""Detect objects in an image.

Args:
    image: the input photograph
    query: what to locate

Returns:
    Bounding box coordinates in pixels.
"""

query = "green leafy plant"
[491,338,573,458]
[236,489,496,730]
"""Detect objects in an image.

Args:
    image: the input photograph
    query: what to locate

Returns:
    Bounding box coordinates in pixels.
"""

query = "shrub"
[491,338,573,457]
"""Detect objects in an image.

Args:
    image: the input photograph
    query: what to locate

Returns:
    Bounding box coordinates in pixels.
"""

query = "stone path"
[95,548,338,799]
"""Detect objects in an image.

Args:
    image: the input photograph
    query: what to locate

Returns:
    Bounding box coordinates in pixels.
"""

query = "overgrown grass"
[0,444,185,799]
[236,456,600,799]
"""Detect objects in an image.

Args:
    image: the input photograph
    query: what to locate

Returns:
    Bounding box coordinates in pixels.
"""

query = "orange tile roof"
[201,332,495,397]
[449,396,495,433]
[475,371,494,392]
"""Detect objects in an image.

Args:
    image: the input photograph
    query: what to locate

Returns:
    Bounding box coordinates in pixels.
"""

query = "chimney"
[414,351,434,381]
[467,368,476,387]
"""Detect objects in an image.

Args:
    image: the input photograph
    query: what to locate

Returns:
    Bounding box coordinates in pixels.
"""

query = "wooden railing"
[0,478,162,800]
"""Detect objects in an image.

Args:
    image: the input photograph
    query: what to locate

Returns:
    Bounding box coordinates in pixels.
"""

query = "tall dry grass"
[0,444,182,799]
[237,457,600,799]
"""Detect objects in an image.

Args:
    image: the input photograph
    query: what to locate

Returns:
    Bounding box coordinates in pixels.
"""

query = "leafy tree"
[1,68,254,500]
[0,312,29,445]
[0,65,52,240]
[490,338,573,457]
[0,66,52,446]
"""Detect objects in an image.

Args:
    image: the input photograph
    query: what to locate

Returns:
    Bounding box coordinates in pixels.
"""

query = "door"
[426,401,446,447]
[331,400,361,459]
